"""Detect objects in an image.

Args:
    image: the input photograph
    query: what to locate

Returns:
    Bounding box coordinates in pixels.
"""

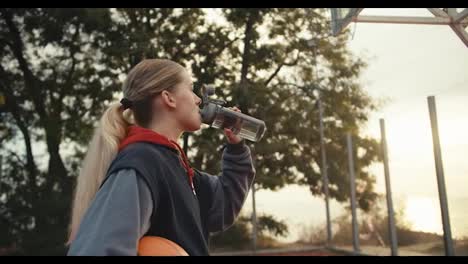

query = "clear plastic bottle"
[199,86,267,142]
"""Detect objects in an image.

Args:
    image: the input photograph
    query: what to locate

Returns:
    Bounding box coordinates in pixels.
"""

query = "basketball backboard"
[329,8,468,47]
[330,8,364,36]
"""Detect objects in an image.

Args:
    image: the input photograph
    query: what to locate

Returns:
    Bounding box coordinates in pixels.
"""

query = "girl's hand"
[224,107,243,144]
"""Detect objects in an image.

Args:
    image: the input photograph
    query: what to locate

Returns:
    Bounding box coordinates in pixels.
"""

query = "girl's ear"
[161,90,177,109]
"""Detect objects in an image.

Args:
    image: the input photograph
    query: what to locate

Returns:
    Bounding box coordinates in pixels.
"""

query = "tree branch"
[214,36,240,58]
[145,8,153,33]
[278,81,320,98]
[238,10,259,114]
[8,149,27,167]
[65,22,80,89]
[0,37,13,48]
[57,21,80,124]
[264,63,284,88]
[1,9,47,121]
[0,67,38,191]
[264,51,300,88]
[239,13,255,90]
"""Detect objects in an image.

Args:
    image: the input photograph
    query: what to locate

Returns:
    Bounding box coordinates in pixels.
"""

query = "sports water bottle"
[199,85,266,142]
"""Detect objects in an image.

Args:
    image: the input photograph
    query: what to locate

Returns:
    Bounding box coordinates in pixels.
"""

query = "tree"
[99,8,238,152]
[190,9,381,211]
[0,8,382,254]
[0,8,241,255]
[0,8,118,255]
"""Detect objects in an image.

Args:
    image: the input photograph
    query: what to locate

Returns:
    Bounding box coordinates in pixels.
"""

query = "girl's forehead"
[181,70,192,81]
[182,72,193,85]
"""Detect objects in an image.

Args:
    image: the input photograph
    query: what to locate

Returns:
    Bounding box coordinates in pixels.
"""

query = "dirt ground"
[254,250,342,256]
[211,243,460,256]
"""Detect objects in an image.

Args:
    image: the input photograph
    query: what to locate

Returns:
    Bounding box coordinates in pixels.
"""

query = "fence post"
[379,119,399,256]
[251,183,257,254]
[427,96,454,256]
[318,98,332,246]
[346,133,360,253]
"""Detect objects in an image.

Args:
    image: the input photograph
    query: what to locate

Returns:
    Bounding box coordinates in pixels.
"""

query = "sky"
[241,8,468,243]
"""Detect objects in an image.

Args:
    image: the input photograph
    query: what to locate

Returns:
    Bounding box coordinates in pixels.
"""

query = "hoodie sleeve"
[67,169,153,256]
[195,140,256,233]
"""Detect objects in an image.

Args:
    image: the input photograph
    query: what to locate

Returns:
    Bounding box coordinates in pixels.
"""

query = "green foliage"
[209,216,252,251]
[209,212,288,251]
[0,8,381,254]
[190,9,381,211]
[0,8,117,255]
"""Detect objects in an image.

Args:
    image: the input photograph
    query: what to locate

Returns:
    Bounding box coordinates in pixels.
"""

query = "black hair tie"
[120,98,133,110]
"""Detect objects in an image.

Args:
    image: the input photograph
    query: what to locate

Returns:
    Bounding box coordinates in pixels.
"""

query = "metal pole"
[346,133,360,253]
[427,96,454,256]
[379,119,399,256]
[318,98,332,246]
[251,183,257,254]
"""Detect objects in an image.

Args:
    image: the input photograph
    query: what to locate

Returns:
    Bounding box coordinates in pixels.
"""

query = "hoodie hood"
[119,125,195,192]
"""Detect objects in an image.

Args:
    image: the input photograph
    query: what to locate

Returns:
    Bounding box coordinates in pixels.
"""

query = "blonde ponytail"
[67,59,186,245]
[67,103,130,244]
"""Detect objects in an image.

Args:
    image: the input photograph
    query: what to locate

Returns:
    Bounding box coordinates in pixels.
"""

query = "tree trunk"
[238,10,257,114]
[3,9,70,192]
[0,68,38,193]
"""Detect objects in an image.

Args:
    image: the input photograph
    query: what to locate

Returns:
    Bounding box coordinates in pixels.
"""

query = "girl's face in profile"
[172,70,202,132]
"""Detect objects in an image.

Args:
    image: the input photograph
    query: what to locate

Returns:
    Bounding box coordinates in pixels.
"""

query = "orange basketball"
[138,236,189,256]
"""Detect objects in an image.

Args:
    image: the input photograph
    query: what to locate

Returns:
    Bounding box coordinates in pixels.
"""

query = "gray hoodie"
[67,141,255,256]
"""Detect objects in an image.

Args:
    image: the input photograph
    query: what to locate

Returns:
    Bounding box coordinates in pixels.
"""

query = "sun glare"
[404,196,443,235]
